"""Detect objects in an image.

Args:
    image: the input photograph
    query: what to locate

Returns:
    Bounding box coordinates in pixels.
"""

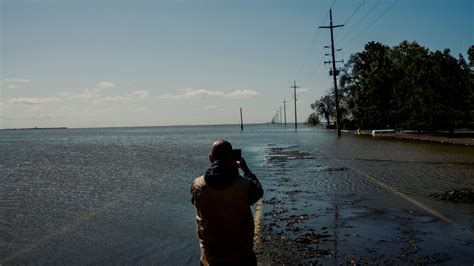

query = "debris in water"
[431,188,474,204]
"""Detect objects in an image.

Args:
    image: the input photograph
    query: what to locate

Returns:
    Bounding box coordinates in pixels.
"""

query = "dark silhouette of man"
[191,140,264,265]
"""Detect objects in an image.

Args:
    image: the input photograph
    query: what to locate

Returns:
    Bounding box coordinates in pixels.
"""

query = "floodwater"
[257,132,473,264]
[0,125,473,264]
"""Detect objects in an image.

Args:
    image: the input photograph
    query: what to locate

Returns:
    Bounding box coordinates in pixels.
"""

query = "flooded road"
[1,125,472,264]
[255,131,473,264]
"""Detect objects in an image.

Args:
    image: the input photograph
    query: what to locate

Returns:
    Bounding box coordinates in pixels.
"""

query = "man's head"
[209,139,234,165]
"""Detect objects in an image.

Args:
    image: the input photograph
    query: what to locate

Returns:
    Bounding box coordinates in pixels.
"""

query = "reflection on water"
[1,125,473,264]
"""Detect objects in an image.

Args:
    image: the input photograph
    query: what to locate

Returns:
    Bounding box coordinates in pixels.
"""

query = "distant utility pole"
[279,106,282,125]
[240,107,243,132]
[290,80,299,131]
[283,99,287,126]
[320,9,344,137]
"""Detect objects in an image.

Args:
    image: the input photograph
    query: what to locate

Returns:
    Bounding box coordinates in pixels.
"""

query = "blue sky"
[1,0,472,128]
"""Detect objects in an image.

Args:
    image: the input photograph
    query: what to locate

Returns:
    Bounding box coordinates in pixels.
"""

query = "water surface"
[1,125,472,264]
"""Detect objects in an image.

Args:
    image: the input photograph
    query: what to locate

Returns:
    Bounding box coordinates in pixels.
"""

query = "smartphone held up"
[233,149,242,161]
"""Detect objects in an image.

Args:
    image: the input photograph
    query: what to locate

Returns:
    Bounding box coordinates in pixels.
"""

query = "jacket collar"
[203,160,239,189]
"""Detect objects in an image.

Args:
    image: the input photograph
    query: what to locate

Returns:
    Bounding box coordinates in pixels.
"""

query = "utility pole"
[240,107,243,132]
[283,99,287,126]
[279,106,282,126]
[320,9,344,137]
[290,80,299,131]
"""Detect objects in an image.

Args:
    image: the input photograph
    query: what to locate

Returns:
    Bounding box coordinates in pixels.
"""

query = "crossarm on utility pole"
[290,80,299,131]
[319,9,344,137]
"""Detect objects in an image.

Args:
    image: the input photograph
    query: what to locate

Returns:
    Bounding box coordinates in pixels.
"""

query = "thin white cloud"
[7,97,61,105]
[84,108,113,113]
[184,89,225,98]
[160,88,259,100]
[93,96,131,105]
[4,78,31,84]
[225,89,259,99]
[57,88,148,106]
[297,88,309,93]
[203,105,220,110]
[131,90,149,98]
[159,94,183,100]
[159,88,222,99]
[66,88,101,100]
[97,81,115,89]
[3,78,31,89]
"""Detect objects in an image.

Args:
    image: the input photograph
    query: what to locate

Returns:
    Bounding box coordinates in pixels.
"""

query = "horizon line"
[0,122,302,131]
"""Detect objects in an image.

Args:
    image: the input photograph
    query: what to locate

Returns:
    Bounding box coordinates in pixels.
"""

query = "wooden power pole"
[279,106,282,126]
[240,107,243,131]
[291,80,299,131]
[320,9,344,137]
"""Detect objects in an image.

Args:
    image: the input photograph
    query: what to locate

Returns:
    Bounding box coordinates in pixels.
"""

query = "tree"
[311,94,334,126]
[390,41,434,130]
[468,45,474,69]
[322,40,473,131]
[390,43,471,131]
[306,113,320,126]
[429,49,471,132]
[342,42,394,129]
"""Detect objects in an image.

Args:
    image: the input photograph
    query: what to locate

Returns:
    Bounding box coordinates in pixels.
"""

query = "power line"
[297,0,338,88]
[301,45,325,86]
[297,4,334,80]
[301,39,335,87]
[342,0,366,25]
[336,0,381,45]
[341,0,400,49]
[301,50,326,87]
[334,0,366,40]
[298,29,322,76]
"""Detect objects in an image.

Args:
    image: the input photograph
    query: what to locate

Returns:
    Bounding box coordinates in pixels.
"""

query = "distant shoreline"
[1,127,68,131]
[352,130,474,146]
[0,123,280,131]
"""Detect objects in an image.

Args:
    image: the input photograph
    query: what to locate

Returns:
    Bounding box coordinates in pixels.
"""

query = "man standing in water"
[191,140,264,265]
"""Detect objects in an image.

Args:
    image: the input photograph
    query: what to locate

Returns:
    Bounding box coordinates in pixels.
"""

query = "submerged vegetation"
[311,41,473,131]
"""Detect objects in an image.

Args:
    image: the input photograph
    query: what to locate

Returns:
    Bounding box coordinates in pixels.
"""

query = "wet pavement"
[255,144,474,265]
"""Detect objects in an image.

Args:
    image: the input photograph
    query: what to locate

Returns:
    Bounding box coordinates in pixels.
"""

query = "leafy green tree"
[468,45,474,69]
[390,41,434,130]
[324,40,473,131]
[306,113,320,126]
[391,43,471,131]
[311,94,334,126]
[430,49,471,131]
[342,42,394,129]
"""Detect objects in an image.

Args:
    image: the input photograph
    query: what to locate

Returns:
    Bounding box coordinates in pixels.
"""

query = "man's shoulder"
[228,175,251,191]
[235,174,250,183]
[193,174,248,189]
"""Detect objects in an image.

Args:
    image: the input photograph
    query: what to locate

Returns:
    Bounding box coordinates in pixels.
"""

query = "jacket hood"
[204,160,239,189]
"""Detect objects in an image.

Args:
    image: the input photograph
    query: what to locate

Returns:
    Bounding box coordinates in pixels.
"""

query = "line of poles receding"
[241,9,344,136]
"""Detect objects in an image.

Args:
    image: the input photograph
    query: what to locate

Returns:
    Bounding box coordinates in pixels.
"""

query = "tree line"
[309,41,473,132]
